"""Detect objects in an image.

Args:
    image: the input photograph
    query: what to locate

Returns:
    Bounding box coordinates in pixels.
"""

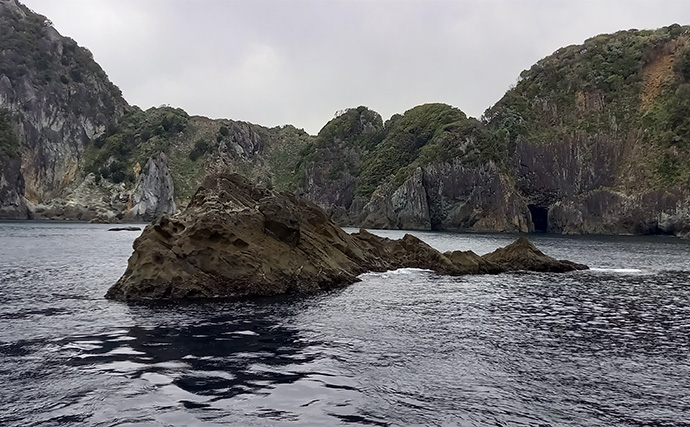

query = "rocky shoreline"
[106,174,588,302]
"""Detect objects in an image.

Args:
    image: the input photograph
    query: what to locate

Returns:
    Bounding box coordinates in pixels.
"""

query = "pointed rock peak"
[482,237,587,273]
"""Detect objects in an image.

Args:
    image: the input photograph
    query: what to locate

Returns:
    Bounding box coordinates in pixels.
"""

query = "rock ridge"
[106,173,587,302]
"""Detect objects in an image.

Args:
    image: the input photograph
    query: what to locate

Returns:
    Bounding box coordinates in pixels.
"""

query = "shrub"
[189,139,210,161]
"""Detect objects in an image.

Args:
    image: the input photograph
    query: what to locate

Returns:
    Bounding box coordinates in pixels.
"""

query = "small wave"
[232,330,259,336]
[589,268,644,274]
[360,268,433,279]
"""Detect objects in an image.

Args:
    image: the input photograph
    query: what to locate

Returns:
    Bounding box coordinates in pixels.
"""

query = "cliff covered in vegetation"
[294,25,690,236]
[486,24,690,235]
[1,0,688,236]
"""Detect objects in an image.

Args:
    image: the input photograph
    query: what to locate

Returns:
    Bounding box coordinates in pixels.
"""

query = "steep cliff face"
[3,1,689,236]
[126,152,177,221]
[0,0,127,217]
[0,154,28,218]
[295,106,384,224]
[0,107,28,218]
[484,24,690,236]
[296,103,530,232]
[359,161,530,232]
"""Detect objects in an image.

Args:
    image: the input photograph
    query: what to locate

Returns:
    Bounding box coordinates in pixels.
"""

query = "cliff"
[294,26,690,237]
[295,103,531,233]
[2,0,689,237]
[0,0,127,218]
[486,24,690,236]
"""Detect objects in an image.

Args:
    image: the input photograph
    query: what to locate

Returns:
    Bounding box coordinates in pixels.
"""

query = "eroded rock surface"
[106,174,587,302]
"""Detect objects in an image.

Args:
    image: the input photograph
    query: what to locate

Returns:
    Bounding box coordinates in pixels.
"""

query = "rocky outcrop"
[482,237,587,272]
[360,177,430,230]
[125,152,177,221]
[297,106,384,225]
[3,2,687,239]
[106,173,587,302]
[510,135,690,236]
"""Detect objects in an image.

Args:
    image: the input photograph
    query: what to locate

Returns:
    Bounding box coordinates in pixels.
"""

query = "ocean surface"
[1,221,689,426]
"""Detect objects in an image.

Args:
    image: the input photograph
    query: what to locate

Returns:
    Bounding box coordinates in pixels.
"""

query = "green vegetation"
[188,138,211,161]
[289,103,506,201]
[357,104,479,197]
[85,106,189,184]
[292,106,385,191]
[0,109,19,157]
[0,4,122,101]
[485,24,690,188]
[265,125,313,191]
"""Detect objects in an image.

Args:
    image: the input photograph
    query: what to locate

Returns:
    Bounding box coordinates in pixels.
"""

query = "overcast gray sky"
[19,0,690,134]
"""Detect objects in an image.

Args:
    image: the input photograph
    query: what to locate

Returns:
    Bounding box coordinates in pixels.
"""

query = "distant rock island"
[106,174,587,301]
[0,0,689,237]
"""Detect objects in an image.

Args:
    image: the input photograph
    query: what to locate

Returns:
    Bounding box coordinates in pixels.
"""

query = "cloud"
[20,0,690,134]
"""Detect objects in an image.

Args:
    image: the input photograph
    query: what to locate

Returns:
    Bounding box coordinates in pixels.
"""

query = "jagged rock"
[548,189,690,236]
[482,237,588,273]
[106,174,587,301]
[444,249,504,274]
[422,161,530,232]
[360,161,530,233]
[125,152,177,221]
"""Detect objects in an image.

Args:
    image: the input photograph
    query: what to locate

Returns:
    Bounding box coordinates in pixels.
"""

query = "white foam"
[589,268,643,274]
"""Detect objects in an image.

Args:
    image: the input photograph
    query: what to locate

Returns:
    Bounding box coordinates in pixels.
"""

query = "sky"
[19,0,690,135]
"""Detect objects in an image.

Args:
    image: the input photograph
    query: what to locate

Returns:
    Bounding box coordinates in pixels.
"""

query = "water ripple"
[1,223,690,426]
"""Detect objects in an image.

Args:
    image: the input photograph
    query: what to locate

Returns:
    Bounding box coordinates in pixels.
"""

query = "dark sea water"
[1,222,689,426]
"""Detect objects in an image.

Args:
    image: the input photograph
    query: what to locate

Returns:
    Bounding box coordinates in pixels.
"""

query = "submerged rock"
[108,226,142,232]
[106,174,587,301]
[482,237,588,273]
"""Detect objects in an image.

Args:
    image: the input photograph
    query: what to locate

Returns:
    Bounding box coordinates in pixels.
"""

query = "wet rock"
[125,153,177,221]
[106,174,588,302]
[482,237,588,273]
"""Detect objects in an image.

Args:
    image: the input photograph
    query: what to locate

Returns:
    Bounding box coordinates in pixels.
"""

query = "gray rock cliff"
[126,152,177,221]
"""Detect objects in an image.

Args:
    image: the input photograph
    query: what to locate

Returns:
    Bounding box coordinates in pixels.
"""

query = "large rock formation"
[293,27,690,238]
[125,152,177,221]
[484,25,690,237]
[360,161,531,232]
[106,174,587,301]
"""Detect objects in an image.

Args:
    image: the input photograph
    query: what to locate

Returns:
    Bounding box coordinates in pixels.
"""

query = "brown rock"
[481,236,588,273]
[106,173,587,302]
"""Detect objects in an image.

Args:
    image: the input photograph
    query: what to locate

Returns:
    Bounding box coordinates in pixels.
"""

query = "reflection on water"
[1,222,690,426]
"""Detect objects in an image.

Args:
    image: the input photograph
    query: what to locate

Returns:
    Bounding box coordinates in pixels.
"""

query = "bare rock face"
[125,152,177,221]
[360,161,530,233]
[106,173,587,302]
[482,237,588,272]
[0,154,30,219]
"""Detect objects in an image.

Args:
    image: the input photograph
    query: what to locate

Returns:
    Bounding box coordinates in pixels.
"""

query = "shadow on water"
[66,297,323,402]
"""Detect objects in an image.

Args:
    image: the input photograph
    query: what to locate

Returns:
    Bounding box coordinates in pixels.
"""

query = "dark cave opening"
[528,204,549,233]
